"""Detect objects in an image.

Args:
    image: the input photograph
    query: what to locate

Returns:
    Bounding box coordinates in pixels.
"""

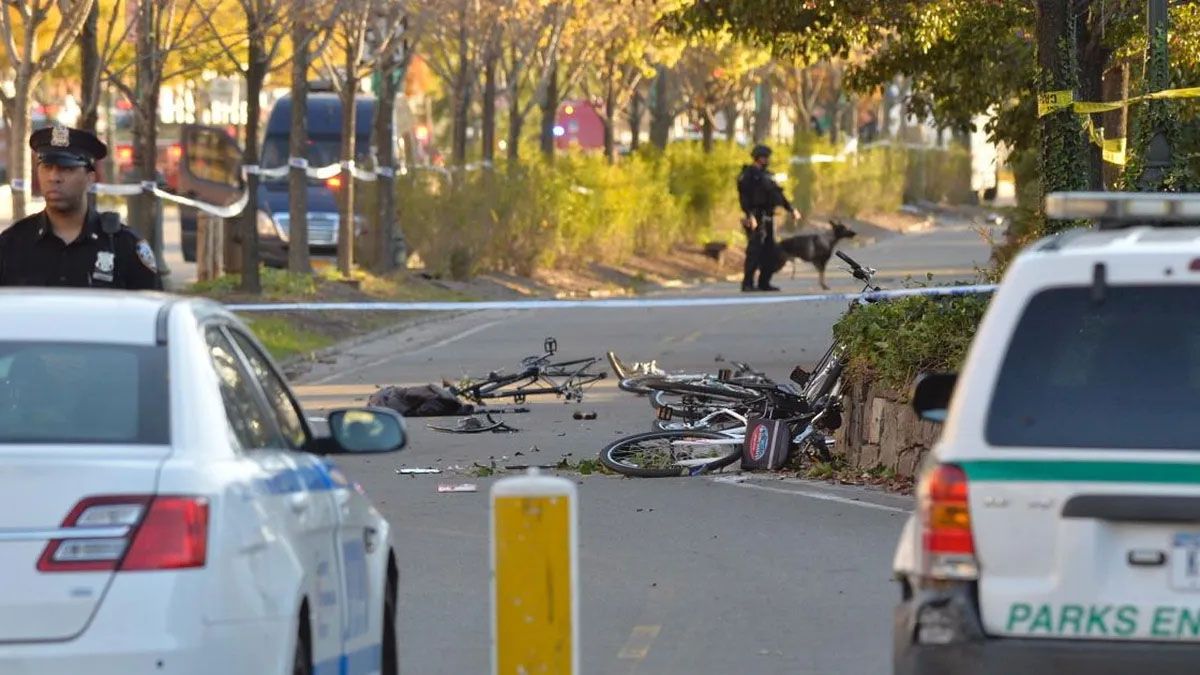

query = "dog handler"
[736,144,801,292]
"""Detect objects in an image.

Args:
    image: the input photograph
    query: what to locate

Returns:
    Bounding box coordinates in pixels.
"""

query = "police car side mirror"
[912,372,957,423]
[321,407,407,454]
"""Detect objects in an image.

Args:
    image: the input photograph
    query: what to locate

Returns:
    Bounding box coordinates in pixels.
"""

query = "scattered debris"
[395,468,441,475]
[506,464,558,471]
[437,483,478,493]
[427,413,520,434]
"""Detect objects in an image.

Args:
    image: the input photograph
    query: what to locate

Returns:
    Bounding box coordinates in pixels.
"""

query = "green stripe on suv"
[961,460,1200,484]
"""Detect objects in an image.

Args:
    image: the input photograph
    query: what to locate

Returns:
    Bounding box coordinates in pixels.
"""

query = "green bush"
[790,140,972,217]
[398,140,975,278]
[832,293,991,394]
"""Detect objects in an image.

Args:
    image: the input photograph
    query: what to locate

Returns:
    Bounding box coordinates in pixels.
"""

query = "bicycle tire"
[653,415,746,433]
[644,378,761,403]
[619,377,655,394]
[599,430,743,478]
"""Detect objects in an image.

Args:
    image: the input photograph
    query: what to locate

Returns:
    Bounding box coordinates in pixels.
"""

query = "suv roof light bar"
[1045,191,1200,228]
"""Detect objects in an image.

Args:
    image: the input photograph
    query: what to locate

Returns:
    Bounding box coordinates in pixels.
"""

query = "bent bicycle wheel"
[599,430,743,478]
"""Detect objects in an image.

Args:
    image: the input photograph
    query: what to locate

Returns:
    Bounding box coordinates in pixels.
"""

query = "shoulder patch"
[136,240,158,272]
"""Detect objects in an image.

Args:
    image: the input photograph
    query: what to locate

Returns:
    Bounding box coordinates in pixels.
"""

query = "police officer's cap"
[29,124,108,169]
[751,144,772,159]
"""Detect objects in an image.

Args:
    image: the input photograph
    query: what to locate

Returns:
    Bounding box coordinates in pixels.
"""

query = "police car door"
[967,281,1200,644]
[221,327,347,667]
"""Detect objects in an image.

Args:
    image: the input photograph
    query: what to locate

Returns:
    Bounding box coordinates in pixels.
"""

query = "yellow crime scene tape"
[491,470,579,675]
[1036,85,1200,166]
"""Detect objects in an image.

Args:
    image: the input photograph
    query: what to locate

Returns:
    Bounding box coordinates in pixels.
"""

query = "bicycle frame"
[453,354,605,404]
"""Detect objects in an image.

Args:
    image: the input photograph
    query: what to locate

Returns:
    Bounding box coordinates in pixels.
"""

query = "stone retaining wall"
[834,378,942,478]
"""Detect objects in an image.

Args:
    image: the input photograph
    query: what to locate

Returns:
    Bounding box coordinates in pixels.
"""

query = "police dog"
[772,219,857,290]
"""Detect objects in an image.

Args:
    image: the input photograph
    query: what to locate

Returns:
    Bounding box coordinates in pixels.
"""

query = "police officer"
[0,124,161,290]
[737,144,801,292]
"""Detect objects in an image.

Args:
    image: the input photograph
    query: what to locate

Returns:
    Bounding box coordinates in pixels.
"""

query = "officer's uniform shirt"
[737,164,795,216]
[0,210,162,290]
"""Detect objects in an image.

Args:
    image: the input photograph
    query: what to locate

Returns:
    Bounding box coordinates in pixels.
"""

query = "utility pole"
[1139,0,1171,190]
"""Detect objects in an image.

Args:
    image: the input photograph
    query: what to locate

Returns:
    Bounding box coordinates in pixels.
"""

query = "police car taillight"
[919,464,978,580]
[38,496,208,572]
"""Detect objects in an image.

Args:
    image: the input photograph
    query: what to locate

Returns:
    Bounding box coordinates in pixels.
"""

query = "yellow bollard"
[491,469,579,675]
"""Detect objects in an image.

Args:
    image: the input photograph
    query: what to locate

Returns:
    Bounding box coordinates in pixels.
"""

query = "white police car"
[0,290,405,675]
[893,192,1200,674]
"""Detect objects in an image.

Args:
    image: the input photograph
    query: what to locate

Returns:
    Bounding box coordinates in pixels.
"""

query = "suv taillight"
[919,464,978,580]
[38,496,209,572]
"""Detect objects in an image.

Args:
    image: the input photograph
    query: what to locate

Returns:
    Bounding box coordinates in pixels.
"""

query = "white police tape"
[227,283,997,312]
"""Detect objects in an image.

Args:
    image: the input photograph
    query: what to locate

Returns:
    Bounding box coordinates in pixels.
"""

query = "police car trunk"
[897,192,1200,674]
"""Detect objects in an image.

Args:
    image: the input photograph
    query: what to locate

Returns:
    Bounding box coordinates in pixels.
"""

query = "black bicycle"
[448,338,607,404]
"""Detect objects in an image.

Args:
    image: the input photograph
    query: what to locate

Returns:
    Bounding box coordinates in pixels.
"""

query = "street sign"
[490,469,579,675]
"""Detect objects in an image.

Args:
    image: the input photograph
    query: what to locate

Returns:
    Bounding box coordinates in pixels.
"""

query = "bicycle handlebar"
[836,250,862,271]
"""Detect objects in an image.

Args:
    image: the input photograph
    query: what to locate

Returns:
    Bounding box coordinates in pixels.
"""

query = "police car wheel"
[293,611,313,675]
[382,559,399,675]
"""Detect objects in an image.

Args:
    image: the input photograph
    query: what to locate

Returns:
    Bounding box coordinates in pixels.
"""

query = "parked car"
[0,289,404,675]
[893,191,1200,675]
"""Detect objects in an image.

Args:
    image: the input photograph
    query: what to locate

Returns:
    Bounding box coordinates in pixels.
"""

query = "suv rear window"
[987,286,1200,449]
[0,342,169,444]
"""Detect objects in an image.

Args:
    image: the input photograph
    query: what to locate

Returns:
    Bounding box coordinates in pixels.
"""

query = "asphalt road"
[292,214,997,674]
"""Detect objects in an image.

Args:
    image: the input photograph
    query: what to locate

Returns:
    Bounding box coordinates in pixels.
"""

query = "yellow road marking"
[618,625,661,661]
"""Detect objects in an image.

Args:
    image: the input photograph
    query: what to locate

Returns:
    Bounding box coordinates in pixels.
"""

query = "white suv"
[893,192,1200,674]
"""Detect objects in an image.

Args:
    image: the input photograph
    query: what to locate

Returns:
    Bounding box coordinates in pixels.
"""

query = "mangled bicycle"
[447,337,607,404]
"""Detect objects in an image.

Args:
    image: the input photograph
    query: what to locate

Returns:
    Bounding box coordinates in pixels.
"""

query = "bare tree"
[287,0,340,275]
[421,0,488,167]
[370,1,422,272]
[202,0,337,292]
[318,0,401,277]
[0,0,96,219]
[499,0,569,165]
[101,0,223,267]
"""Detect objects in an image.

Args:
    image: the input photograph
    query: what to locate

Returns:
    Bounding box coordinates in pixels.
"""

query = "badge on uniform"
[51,124,71,148]
[136,240,158,272]
[92,250,115,283]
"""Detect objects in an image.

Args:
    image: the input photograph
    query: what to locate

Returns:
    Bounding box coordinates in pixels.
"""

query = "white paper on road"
[227,283,997,313]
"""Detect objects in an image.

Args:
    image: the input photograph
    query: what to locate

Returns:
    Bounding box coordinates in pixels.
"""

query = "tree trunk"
[482,50,498,167]
[629,89,642,152]
[1036,0,1087,217]
[753,81,772,143]
[9,73,32,220]
[724,103,738,143]
[649,66,672,150]
[288,16,312,274]
[338,45,358,277]
[603,76,617,164]
[1077,10,1109,191]
[1102,62,1128,189]
[239,48,266,294]
[451,6,471,167]
[701,109,714,153]
[79,3,100,133]
[129,0,161,267]
[375,61,399,272]
[507,85,523,166]
[539,60,558,160]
